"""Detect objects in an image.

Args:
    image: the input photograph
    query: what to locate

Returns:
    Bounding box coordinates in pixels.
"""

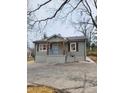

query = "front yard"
[27,62,97,93]
[88,56,97,63]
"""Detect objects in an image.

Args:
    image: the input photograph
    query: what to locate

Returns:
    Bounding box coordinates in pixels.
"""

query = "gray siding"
[35,41,86,63]
[66,42,85,62]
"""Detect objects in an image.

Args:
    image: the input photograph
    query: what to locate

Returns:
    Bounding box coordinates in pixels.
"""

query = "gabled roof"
[47,34,65,40]
[33,34,86,43]
[33,34,65,43]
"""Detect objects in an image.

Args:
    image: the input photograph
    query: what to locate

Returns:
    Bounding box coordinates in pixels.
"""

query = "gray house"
[33,34,86,63]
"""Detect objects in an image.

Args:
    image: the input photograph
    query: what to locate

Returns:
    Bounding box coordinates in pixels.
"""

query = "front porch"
[47,42,66,55]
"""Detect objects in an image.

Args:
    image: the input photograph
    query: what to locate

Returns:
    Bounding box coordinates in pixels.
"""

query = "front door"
[52,43,59,55]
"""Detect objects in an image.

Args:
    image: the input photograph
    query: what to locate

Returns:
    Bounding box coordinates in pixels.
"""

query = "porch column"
[47,42,49,55]
[62,41,65,55]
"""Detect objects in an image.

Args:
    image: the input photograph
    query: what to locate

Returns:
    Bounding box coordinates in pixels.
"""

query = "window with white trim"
[39,44,47,51]
[70,42,76,52]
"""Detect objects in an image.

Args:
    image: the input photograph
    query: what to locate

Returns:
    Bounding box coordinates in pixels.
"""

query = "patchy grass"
[27,86,55,93]
[27,85,69,93]
[27,57,34,61]
[27,57,34,64]
[27,60,34,64]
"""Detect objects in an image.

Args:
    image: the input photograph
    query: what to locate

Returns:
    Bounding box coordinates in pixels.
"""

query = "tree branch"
[28,0,97,29]
[81,0,90,14]
[83,0,97,28]
[59,0,82,19]
[28,0,52,15]
[84,0,92,12]
[32,0,70,25]
[93,0,97,9]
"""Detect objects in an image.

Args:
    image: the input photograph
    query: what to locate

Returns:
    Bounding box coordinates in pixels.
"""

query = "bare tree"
[81,0,97,28]
[72,17,92,37]
[27,0,97,30]
[72,17,94,58]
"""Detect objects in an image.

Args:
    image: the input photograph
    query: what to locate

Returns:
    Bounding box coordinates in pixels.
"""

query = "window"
[43,44,47,50]
[39,44,47,51]
[70,43,76,52]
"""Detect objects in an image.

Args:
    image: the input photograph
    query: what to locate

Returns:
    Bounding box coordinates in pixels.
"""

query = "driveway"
[27,61,97,93]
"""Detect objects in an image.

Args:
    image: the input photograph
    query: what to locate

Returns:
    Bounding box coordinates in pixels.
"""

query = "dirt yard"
[88,56,97,63]
[27,62,97,93]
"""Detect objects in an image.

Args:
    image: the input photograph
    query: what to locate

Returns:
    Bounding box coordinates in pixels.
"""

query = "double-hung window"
[70,43,76,52]
[39,44,47,51]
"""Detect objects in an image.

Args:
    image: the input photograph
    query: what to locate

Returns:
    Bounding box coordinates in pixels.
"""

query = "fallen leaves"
[27,86,55,93]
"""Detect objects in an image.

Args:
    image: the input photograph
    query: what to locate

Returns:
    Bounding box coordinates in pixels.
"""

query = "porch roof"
[33,35,86,43]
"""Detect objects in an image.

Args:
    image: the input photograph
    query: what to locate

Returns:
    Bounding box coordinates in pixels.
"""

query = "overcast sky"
[27,0,96,47]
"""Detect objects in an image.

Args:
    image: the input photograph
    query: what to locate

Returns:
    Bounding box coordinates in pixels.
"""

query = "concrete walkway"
[86,57,96,63]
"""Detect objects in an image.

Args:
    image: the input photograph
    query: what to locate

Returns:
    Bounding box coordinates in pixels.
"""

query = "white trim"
[70,42,76,52]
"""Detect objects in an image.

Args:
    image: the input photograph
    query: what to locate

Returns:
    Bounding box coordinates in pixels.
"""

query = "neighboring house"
[33,34,86,63]
[27,47,32,58]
